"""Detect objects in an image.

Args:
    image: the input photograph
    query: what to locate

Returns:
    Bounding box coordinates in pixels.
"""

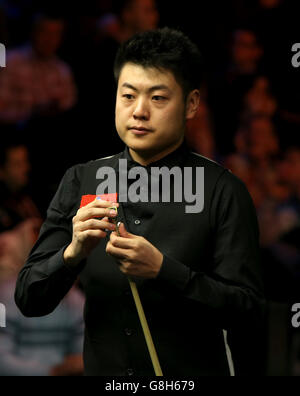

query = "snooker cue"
[112,214,163,376]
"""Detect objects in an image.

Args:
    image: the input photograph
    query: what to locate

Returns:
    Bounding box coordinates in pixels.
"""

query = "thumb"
[118,222,134,239]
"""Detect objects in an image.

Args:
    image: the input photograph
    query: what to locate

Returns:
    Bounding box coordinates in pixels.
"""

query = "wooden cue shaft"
[113,215,163,376]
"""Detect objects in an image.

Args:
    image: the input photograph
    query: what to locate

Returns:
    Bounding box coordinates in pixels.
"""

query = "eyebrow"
[122,83,171,93]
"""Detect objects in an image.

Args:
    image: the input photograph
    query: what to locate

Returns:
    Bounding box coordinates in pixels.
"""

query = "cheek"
[159,105,185,131]
[115,102,125,127]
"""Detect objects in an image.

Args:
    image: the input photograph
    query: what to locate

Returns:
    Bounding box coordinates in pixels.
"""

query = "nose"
[133,97,150,121]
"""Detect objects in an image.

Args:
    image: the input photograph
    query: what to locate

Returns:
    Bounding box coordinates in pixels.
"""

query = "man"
[15,28,265,376]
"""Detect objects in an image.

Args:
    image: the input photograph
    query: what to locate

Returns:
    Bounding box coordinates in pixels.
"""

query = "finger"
[76,219,116,233]
[106,242,131,260]
[75,207,119,222]
[87,199,115,209]
[118,223,134,239]
[110,233,136,249]
[94,197,119,208]
[80,229,108,240]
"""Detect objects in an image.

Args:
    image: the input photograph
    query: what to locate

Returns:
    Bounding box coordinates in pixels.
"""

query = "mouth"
[128,126,154,136]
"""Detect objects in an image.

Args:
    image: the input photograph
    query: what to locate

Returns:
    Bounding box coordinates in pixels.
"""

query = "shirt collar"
[122,140,190,170]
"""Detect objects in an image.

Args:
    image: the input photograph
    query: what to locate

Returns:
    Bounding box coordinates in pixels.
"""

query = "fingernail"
[109,210,118,217]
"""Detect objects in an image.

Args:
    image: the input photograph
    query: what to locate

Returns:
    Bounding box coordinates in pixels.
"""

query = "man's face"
[115,63,188,160]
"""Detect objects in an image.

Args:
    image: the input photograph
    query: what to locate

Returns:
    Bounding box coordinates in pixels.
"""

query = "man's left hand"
[106,223,163,279]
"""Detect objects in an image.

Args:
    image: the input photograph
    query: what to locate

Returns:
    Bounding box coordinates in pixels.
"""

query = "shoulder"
[188,151,246,187]
[74,152,124,173]
[187,151,232,188]
[188,151,227,174]
[58,153,123,195]
[66,153,122,176]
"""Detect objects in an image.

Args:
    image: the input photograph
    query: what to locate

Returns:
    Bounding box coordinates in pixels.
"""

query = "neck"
[129,138,184,166]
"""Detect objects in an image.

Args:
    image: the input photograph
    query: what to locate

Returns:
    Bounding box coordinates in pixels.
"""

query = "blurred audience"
[0,274,84,376]
[0,14,76,125]
[102,0,159,43]
[186,98,217,161]
[0,140,84,377]
[234,115,279,167]
[230,29,263,77]
[0,141,41,233]
[0,140,42,280]
[0,0,299,376]
[241,76,278,121]
[208,28,264,155]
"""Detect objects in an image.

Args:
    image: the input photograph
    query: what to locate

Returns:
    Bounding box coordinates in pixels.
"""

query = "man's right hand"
[63,199,119,268]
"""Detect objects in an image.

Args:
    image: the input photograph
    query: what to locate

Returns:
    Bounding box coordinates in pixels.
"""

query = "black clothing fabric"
[15,143,265,376]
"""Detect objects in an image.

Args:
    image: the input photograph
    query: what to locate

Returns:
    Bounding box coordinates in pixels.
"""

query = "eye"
[152,96,166,102]
[122,94,135,100]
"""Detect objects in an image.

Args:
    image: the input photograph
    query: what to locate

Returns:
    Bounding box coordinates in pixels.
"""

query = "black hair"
[114,27,203,99]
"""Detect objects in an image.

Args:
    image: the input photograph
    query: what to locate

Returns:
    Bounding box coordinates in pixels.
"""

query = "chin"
[125,135,156,151]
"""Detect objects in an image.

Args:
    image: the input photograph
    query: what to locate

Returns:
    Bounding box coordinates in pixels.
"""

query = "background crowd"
[0,0,299,376]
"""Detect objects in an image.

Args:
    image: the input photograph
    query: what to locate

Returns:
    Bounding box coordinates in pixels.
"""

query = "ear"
[185,89,201,120]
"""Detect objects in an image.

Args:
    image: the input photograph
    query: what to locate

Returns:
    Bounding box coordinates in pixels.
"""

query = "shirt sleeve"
[15,166,84,317]
[156,170,265,328]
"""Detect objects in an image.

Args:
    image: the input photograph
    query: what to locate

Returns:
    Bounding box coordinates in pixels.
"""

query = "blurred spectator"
[224,153,266,209]
[277,148,300,200]
[208,28,264,155]
[234,115,279,166]
[0,141,41,233]
[0,13,77,125]
[254,147,300,303]
[107,0,159,42]
[94,0,160,44]
[0,275,84,376]
[230,29,263,76]
[233,116,291,208]
[241,76,278,121]
[276,147,300,232]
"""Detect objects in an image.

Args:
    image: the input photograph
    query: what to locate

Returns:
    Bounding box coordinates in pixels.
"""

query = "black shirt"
[15,143,265,376]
